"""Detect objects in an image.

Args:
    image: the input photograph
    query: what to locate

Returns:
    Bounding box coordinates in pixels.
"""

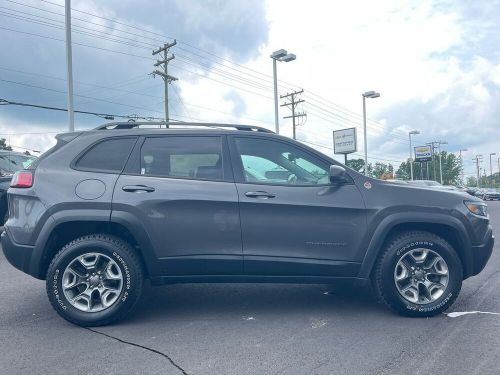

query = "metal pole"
[409,133,414,180]
[273,59,279,134]
[490,156,493,187]
[363,96,368,176]
[64,0,74,132]
[459,150,464,185]
[164,45,169,126]
[344,154,348,165]
[438,146,443,184]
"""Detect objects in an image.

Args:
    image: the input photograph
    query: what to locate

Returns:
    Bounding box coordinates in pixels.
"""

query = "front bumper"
[470,226,494,276]
[1,228,35,276]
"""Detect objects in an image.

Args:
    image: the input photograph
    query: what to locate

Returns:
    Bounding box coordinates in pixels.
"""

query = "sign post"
[333,127,357,165]
[414,145,433,179]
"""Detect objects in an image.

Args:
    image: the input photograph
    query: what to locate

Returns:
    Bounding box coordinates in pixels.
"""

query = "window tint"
[140,136,223,180]
[76,137,136,172]
[235,137,330,185]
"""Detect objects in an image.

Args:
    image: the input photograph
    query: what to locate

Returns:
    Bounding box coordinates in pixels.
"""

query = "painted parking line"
[445,311,500,318]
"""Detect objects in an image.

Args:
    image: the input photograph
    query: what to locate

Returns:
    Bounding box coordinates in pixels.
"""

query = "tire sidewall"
[47,237,139,325]
[381,235,462,316]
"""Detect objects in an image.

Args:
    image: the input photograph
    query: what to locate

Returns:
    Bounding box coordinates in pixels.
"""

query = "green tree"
[0,138,12,151]
[466,176,477,187]
[371,162,394,179]
[346,158,365,173]
[396,151,461,184]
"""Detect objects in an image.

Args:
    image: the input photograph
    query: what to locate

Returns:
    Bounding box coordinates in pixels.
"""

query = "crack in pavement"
[85,327,189,375]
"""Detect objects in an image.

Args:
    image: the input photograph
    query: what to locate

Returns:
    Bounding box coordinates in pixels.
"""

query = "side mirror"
[329,165,347,183]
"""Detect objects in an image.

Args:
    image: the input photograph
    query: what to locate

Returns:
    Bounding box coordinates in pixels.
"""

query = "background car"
[405,180,458,190]
[0,151,37,225]
[481,188,500,201]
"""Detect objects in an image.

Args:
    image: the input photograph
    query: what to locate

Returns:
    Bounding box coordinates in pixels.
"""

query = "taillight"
[10,171,33,188]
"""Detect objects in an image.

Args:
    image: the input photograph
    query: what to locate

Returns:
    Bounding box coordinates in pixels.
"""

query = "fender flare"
[357,212,473,279]
[31,209,160,278]
[30,210,110,278]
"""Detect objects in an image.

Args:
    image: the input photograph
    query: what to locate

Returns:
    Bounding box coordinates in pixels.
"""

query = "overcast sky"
[1,0,499,178]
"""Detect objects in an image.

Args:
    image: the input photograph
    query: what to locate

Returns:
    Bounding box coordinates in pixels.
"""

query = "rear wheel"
[46,234,143,326]
[372,231,462,317]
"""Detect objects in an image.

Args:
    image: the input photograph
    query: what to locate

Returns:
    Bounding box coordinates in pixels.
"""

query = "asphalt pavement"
[1,202,499,375]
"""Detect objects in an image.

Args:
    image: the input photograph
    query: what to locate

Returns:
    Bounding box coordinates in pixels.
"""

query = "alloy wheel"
[62,252,124,312]
[394,248,449,305]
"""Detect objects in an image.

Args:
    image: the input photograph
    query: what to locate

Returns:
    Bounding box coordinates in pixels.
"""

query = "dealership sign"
[333,127,357,154]
[414,145,432,162]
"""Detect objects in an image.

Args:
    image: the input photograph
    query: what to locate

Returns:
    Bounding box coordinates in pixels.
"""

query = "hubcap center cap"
[89,275,100,287]
[415,270,425,280]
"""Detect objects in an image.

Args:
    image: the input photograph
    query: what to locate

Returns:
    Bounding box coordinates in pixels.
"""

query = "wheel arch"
[32,214,158,280]
[358,213,473,280]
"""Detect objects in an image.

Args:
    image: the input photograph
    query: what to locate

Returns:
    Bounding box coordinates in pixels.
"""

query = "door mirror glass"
[329,165,347,183]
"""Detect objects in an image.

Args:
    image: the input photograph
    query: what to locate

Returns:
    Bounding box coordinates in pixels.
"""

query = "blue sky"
[0,0,499,178]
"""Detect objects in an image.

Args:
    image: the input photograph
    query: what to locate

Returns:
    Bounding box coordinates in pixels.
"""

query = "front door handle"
[122,185,155,193]
[245,191,276,199]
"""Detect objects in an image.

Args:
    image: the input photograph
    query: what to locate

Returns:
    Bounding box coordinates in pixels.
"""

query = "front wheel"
[372,231,462,317]
[46,234,144,326]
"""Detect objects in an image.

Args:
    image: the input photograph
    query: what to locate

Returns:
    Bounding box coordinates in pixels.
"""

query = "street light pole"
[409,130,420,180]
[271,49,296,135]
[362,91,380,176]
[272,58,278,134]
[490,153,497,187]
[64,0,74,132]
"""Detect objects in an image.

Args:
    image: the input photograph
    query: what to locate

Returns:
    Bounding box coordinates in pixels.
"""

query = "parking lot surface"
[1,202,499,375]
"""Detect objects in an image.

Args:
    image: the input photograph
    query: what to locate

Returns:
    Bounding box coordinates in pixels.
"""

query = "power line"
[2,1,412,148]
[0,98,163,121]
[0,78,165,115]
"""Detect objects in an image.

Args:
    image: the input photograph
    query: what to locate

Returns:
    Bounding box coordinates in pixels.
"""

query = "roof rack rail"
[94,121,274,133]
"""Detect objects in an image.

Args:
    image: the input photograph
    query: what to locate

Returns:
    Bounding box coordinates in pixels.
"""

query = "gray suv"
[1,122,494,326]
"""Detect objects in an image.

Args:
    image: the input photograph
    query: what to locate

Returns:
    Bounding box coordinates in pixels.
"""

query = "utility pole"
[489,153,496,187]
[280,89,306,140]
[64,0,74,132]
[473,155,483,188]
[427,141,447,183]
[408,130,420,180]
[152,40,177,126]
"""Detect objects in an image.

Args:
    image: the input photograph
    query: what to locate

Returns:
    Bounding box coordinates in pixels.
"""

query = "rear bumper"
[470,226,494,276]
[1,228,35,276]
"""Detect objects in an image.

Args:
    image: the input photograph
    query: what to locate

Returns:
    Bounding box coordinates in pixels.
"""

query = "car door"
[112,134,243,276]
[229,135,367,277]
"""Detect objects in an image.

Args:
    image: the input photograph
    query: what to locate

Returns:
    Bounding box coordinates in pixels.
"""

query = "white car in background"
[405,180,459,190]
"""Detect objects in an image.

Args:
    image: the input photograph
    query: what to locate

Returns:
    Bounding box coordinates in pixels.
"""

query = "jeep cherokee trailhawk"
[1,122,494,326]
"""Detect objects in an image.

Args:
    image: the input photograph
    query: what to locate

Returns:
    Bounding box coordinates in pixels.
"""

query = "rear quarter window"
[74,137,137,173]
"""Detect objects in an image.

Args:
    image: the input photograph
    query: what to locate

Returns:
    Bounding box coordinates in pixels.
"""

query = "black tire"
[372,230,462,317]
[46,234,144,326]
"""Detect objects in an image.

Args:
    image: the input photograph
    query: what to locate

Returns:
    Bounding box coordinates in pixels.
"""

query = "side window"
[75,137,136,172]
[234,137,330,186]
[140,136,224,180]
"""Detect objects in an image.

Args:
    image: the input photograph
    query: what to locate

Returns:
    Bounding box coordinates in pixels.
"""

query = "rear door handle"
[122,185,155,193]
[245,191,275,199]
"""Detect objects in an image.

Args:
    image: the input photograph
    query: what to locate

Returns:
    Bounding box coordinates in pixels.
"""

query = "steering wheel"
[287,173,298,185]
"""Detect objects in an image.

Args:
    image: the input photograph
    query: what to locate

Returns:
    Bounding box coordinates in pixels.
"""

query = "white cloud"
[1,0,499,180]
